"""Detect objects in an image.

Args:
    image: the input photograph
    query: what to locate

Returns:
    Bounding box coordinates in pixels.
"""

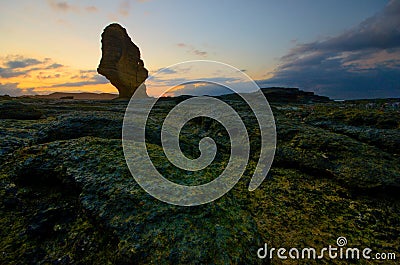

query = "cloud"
[260,0,400,99]
[148,73,257,97]
[149,76,240,87]
[193,50,207,57]
[46,63,63,69]
[47,0,77,12]
[119,1,130,17]
[5,58,42,69]
[177,43,208,58]
[37,72,61,80]
[0,55,112,95]
[47,1,99,13]
[49,74,109,88]
[80,70,97,74]
[0,56,63,78]
[154,68,177,75]
[0,83,21,96]
[85,6,98,12]
[0,68,29,78]
[0,83,36,97]
[165,82,232,97]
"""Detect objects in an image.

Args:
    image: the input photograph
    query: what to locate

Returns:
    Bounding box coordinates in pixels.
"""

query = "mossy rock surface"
[0,97,399,264]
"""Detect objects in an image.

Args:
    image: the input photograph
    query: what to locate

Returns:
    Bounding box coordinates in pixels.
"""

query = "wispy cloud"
[85,6,98,13]
[260,0,400,99]
[37,72,61,80]
[47,0,99,13]
[155,68,177,75]
[177,43,208,58]
[49,75,108,88]
[119,0,130,17]
[164,82,232,97]
[193,50,207,57]
[47,0,77,12]
[46,63,63,69]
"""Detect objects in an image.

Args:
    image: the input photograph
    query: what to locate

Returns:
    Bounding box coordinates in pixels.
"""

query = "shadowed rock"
[97,23,148,98]
[1,96,400,263]
[0,101,42,120]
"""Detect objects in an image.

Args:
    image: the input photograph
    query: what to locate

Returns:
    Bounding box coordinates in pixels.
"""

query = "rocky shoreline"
[1,89,399,264]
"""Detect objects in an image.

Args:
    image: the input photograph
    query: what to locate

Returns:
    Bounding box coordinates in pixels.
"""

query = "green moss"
[1,98,399,264]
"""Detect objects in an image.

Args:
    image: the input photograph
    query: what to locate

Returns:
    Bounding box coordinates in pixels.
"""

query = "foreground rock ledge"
[97,23,148,99]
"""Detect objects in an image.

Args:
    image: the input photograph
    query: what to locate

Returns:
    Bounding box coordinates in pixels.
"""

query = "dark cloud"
[37,73,61,79]
[149,76,240,87]
[80,70,97,74]
[46,63,63,69]
[166,82,232,97]
[0,68,29,78]
[261,0,400,99]
[152,75,257,97]
[50,74,109,88]
[154,68,177,75]
[0,83,21,96]
[148,76,189,86]
[5,58,42,69]
[77,70,99,79]
[0,56,63,78]
[0,83,35,97]
[0,67,42,78]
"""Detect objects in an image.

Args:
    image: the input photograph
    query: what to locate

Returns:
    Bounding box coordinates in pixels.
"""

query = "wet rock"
[26,207,71,238]
[37,112,123,143]
[3,184,19,209]
[307,121,400,155]
[52,255,71,265]
[1,96,399,264]
[3,137,264,264]
[0,101,42,120]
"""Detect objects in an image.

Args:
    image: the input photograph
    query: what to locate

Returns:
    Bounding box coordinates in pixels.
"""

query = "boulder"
[97,23,148,98]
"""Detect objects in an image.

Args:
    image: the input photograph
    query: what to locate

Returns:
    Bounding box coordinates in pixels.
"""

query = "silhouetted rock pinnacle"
[97,23,148,98]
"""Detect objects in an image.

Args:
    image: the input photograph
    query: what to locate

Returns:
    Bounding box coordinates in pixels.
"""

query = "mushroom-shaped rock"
[97,23,148,98]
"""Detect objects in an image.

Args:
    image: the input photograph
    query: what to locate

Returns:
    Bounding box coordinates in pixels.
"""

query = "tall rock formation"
[97,23,148,98]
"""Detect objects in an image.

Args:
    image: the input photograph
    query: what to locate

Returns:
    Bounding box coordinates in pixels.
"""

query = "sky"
[0,0,399,99]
